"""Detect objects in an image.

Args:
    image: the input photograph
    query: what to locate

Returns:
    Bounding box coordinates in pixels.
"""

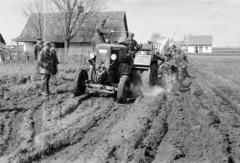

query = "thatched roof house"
[14,11,129,54]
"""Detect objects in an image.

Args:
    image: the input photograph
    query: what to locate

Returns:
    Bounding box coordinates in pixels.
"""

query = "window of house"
[206,46,208,50]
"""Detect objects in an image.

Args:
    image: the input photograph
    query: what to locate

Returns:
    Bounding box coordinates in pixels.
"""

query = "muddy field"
[1,57,240,163]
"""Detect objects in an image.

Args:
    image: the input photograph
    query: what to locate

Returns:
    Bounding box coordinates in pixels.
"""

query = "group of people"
[33,37,59,96]
[162,44,192,92]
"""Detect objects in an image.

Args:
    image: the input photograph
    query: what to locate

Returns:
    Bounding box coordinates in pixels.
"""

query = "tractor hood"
[95,43,127,69]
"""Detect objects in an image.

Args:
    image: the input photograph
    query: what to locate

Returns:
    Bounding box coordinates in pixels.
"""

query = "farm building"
[14,11,129,56]
[182,35,213,54]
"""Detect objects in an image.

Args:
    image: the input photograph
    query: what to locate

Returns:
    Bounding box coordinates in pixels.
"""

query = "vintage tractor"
[73,43,152,103]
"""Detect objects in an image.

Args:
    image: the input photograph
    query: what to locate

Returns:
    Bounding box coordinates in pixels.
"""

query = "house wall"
[187,45,212,54]
[23,42,34,53]
[187,46,195,53]
[202,46,212,53]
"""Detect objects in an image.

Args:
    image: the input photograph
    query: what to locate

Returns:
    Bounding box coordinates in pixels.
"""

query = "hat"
[44,41,51,47]
[36,36,42,41]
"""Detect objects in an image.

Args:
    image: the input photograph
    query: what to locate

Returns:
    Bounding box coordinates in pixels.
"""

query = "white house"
[182,35,213,54]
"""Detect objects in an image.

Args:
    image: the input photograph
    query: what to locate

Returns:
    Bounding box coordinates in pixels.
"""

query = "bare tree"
[22,0,44,38]
[151,32,161,44]
[151,32,161,52]
[50,0,103,50]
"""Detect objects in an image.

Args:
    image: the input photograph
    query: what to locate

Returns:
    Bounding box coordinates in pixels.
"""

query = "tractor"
[73,42,152,103]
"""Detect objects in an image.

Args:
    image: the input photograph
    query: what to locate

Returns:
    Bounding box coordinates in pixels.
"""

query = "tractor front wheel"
[117,75,130,103]
[73,69,88,96]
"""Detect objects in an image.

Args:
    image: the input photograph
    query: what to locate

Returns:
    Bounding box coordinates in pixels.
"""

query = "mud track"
[1,69,240,163]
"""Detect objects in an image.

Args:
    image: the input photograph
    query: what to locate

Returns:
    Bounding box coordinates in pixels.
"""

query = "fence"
[1,47,92,65]
[56,47,91,64]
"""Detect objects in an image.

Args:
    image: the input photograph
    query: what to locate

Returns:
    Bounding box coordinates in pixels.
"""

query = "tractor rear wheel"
[149,62,158,86]
[73,69,88,96]
[130,71,143,98]
[117,75,130,103]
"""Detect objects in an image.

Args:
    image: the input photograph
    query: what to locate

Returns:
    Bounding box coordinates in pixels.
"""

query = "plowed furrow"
[85,93,166,163]
[5,97,116,163]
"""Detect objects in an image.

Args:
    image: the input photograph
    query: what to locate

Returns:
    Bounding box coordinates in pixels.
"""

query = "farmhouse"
[14,11,128,56]
[182,35,213,54]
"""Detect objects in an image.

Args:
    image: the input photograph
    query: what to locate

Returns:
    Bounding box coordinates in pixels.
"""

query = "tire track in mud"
[41,99,133,163]
[15,87,170,163]
[3,95,118,163]
[0,80,77,163]
[84,92,169,163]
[4,68,240,162]
[152,70,240,163]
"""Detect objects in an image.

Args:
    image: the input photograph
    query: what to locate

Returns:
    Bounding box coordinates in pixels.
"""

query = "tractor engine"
[95,64,108,84]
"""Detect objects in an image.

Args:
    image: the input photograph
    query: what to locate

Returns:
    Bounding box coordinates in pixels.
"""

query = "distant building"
[182,35,213,54]
[13,11,129,56]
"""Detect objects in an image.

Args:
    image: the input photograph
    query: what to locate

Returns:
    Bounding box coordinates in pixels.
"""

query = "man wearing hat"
[92,19,113,49]
[33,37,43,74]
[38,41,53,96]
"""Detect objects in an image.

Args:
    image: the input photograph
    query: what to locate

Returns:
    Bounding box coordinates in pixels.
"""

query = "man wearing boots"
[38,41,53,96]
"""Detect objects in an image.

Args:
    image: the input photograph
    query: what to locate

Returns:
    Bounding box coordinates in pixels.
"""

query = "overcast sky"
[0,0,240,46]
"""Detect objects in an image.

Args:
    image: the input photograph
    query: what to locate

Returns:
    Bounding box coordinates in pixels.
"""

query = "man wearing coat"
[92,19,112,48]
[50,45,59,86]
[38,41,53,96]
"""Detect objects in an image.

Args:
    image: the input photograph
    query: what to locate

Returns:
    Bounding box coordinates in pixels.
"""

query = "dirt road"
[0,67,240,163]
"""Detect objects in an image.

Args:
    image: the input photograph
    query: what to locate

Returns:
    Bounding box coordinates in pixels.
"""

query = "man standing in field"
[33,37,43,74]
[38,41,53,96]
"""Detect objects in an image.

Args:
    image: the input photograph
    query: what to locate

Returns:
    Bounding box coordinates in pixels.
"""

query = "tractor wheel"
[130,71,143,98]
[149,62,158,87]
[73,69,88,96]
[117,75,130,103]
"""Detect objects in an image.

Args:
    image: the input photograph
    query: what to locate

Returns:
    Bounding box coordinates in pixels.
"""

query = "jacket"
[92,23,111,46]
[38,48,53,74]
[50,48,59,75]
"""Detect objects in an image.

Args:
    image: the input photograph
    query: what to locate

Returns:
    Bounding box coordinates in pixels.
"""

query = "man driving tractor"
[92,19,113,49]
